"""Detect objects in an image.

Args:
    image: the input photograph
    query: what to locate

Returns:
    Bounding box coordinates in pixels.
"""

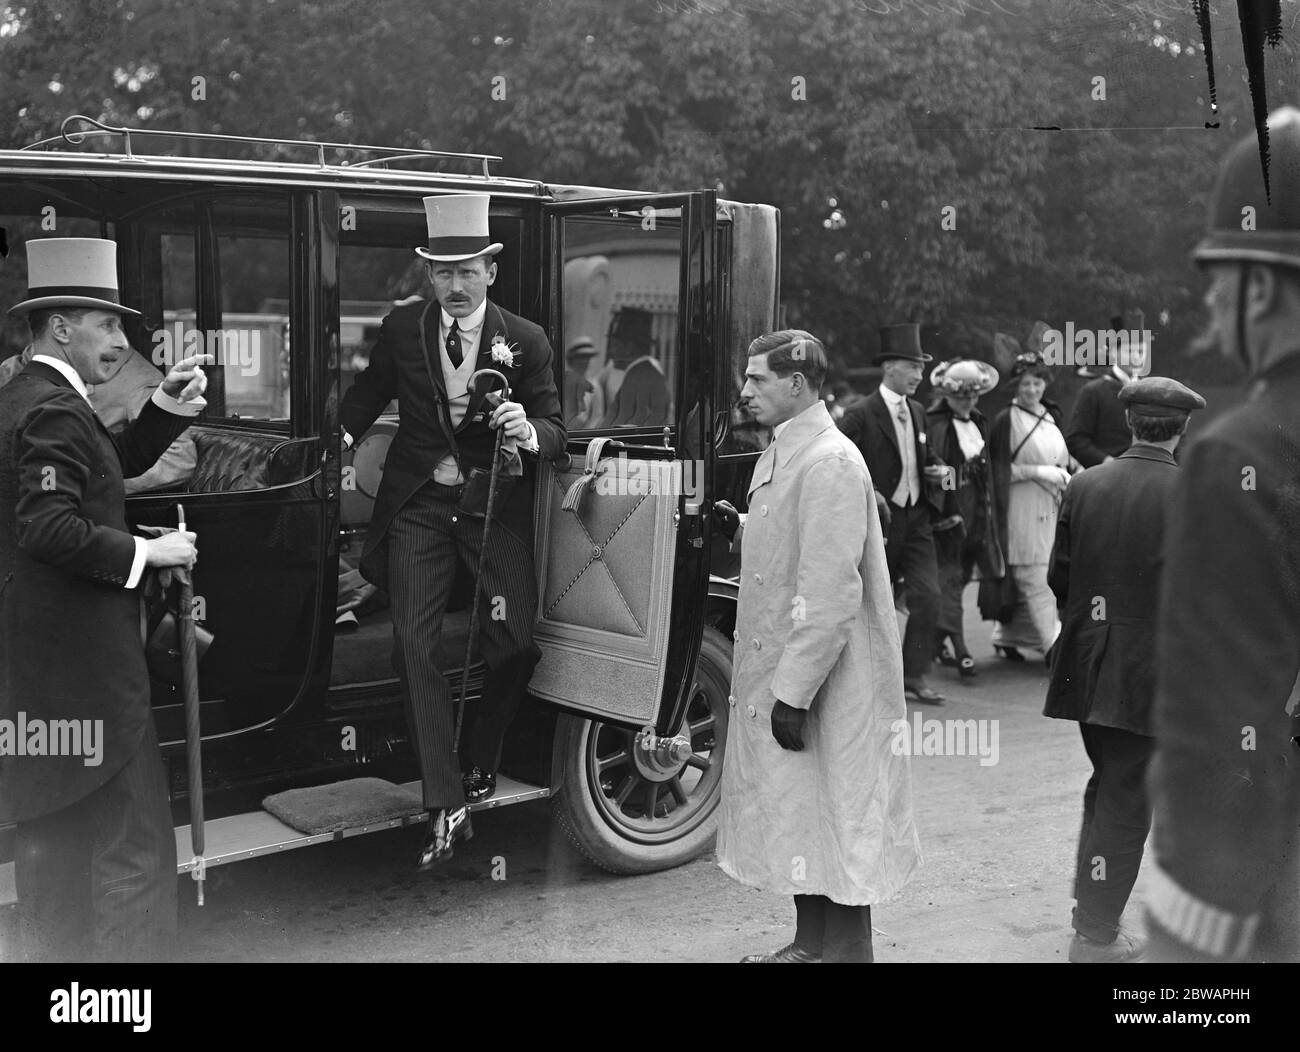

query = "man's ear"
[1245,263,1282,320]
[486,260,498,287]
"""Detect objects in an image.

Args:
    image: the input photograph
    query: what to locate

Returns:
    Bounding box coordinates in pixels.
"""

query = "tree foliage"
[3,0,1298,385]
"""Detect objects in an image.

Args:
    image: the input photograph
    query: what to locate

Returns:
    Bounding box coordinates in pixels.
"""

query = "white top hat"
[8,237,140,316]
[414,194,504,262]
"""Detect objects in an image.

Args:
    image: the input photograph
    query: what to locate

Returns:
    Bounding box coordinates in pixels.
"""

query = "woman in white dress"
[984,352,1078,661]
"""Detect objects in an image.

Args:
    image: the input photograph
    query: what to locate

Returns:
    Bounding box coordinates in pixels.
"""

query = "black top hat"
[874,323,932,365]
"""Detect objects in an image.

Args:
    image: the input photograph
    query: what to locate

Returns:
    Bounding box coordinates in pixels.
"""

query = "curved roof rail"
[21,115,503,177]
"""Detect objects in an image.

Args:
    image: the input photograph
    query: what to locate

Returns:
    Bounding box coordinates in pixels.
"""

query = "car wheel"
[552,626,731,875]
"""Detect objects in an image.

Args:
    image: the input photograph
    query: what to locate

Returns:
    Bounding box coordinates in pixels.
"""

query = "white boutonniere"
[489,334,519,367]
[919,432,927,444]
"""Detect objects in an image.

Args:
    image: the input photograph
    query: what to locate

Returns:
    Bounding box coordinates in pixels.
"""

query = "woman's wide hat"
[8,238,140,316]
[931,357,1000,396]
[414,193,504,262]
[874,323,932,364]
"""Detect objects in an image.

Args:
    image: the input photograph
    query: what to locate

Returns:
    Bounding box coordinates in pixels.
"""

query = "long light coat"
[717,401,922,905]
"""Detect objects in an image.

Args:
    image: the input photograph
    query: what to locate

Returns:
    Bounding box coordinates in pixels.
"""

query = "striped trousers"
[387,481,540,809]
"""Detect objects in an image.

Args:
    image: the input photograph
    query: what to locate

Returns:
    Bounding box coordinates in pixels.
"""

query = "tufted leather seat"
[186,426,316,493]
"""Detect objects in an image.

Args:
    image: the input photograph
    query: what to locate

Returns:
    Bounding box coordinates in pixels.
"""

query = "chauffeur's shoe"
[740,942,822,963]
[1068,929,1146,963]
[463,767,497,803]
[416,806,473,870]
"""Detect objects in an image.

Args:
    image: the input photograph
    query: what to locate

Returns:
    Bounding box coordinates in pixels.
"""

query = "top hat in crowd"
[874,323,933,364]
[8,237,140,317]
[931,357,1000,397]
[414,194,504,262]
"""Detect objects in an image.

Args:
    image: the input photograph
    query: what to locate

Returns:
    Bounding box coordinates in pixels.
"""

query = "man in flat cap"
[839,324,949,703]
[340,194,565,868]
[1045,375,1204,962]
[1147,107,1300,962]
[0,237,208,961]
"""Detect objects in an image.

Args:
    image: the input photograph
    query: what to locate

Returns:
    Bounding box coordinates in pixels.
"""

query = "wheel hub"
[630,725,692,782]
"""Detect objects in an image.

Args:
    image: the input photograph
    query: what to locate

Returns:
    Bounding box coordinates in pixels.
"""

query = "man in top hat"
[838,324,949,703]
[340,194,565,868]
[0,237,210,960]
[1146,106,1300,962]
[1063,316,1138,468]
[563,335,598,429]
[1044,375,1204,962]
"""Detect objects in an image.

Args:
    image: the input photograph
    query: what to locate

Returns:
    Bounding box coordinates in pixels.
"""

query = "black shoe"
[417,806,473,870]
[463,766,497,804]
[957,654,977,678]
[740,942,822,963]
[996,645,1025,662]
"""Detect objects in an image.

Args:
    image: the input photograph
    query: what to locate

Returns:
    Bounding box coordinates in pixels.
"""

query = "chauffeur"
[714,330,921,963]
[340,195,565,868]
[1146,107,1300,962]
[0,237,208,961]
[1044,375,1204,963]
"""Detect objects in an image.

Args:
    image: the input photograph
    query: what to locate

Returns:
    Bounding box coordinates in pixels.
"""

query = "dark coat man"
[1064,373,1132,467]
[1045,376,1204,963]
[838,324,946,703]
[0,236,206,961]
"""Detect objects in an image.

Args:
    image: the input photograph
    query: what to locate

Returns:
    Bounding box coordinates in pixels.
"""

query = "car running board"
[0,776,549,907]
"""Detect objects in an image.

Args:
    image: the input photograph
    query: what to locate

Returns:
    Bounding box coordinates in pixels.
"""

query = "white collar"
[879,384,906,408]
[772,400,821,441]
[31,354,92,406]
[441,300,488,333]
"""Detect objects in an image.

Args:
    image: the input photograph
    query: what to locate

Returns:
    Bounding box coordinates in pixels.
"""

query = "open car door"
[532,191,717,731]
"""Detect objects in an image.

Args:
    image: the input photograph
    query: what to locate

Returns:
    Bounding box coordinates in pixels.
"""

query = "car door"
[532,190,716,730]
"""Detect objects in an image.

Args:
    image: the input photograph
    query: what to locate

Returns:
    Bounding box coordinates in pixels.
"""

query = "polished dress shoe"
[463,766,497,803]
[416,806,473,870]
[740,942,821,963]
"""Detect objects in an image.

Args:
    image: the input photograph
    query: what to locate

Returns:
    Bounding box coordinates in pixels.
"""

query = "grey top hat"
[8,238,141,316]
[414,194,504,262]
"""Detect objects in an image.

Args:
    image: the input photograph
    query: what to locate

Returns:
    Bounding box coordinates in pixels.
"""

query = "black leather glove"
[771,700,807,751]
[712,499,740,541]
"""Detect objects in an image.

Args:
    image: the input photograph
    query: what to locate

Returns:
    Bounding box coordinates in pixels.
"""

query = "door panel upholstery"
[530,453,678,724]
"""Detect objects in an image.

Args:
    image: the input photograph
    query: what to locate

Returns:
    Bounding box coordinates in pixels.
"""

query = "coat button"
[753,573,763,584]
[727,694,736,707]
[760,505,768,516]
[451,515,458,523]
[747,704,756,718]
[751,638,761,650]
[732,629,739,643]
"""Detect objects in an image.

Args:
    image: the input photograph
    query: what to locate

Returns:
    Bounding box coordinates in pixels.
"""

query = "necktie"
[446,319,463,368]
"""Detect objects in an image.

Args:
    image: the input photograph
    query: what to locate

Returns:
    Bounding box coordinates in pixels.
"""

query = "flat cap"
[1118,376,1206,417]
[565,336,597,359]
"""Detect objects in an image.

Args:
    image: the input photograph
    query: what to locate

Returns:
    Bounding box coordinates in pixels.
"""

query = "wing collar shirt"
[31,353,203,590]
[432,301,540,485]
[878,384,920,507]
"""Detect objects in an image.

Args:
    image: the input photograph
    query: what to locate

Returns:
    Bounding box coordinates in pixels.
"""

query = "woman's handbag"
[978,572,1018,624]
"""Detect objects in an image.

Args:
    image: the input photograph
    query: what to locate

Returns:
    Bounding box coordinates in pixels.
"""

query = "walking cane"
[452,370,511,755]
[176,503,207,905]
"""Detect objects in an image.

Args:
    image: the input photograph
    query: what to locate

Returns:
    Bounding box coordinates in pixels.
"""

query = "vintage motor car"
[0,116,779,896]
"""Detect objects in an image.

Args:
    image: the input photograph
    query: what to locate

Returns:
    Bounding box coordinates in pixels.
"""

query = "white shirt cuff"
[342,429,354,450]
[519,421,539,453]
[126,536,148,589]
[151,386,206,417]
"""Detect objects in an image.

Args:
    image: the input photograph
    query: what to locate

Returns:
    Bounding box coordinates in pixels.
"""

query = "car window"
[559,213,680,434]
